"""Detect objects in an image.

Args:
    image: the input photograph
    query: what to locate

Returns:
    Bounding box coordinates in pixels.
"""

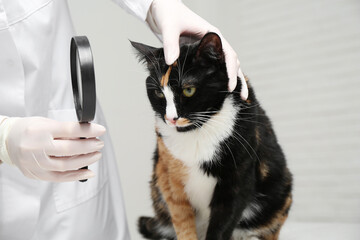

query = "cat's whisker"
[195,118,238,168]
[134,47,162,80]
[218,90,242,94]
[191,114,260,157]
[192,112,267,118]
[239,103,261,110]
[172,65,182,86]
[190,111,219,115]
[191,113,266,131]
[196,123,225,168]
[181,44,191,81]
[146,83,160,89]
[223,140,238,169]
[194,117,257,163]
[148,76,161,86]
[239,113,266,117]
[231,130,260,163]
[238,118,267,127]
[146,83,159,87]
[192,117,234,135]
[181,66,195,80]
[147,49,163,80]
[190,114,229,121]
[230,132,254,159]
[146,81,159,86]
[176,56,182,80]
[190,107,246,115]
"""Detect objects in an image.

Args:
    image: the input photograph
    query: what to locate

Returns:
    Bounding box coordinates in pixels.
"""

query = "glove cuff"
[145,0,161,39]
[112,0,153,22]
[0,117,19,165]
[145,0,183,42]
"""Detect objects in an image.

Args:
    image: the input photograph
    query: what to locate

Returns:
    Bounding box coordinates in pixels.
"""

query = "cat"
[131,32,293,240]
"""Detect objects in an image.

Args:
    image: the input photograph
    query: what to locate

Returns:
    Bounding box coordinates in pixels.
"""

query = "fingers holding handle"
[3,117,106,182]
[50,121,106,139]
[50,121,105,183]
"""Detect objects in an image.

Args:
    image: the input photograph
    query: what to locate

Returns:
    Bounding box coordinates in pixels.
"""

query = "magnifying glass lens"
[76,53,83,108]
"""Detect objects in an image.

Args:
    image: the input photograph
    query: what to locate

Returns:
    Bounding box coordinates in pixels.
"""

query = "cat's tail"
[138,216,176,240]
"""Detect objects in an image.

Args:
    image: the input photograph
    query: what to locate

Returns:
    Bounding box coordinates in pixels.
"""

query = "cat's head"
[131,32,240,132]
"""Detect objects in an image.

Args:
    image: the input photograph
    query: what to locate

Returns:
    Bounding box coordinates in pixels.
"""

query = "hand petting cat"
[146,0,249,100]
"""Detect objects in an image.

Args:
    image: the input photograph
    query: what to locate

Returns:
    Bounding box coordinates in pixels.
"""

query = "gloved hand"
[146,0,248,100]
[0,117,105,182]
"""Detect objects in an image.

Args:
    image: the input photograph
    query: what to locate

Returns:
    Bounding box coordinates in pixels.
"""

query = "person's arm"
[0,116,7,125]
[0,117,105,182]
[0,116,7,164]
[112,0,248,100]
[112,0,153,21]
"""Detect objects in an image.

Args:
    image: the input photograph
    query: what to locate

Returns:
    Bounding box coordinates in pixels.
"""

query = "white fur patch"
[163,86,178,121]
[156,96,238,167]
[232,229,260,240]
[155,95,239,239]
[241,202,262,221]
[156,224,175,238]
[186,167,216,239]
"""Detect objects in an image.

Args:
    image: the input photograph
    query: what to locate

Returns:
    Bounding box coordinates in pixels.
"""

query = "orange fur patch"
[256,194,292,240]
[255,126,261,145]
[156,137,198,240]
[176,118,190,127]
[160,66,172,87]
[260,161,269,179]
[160,62,177,87]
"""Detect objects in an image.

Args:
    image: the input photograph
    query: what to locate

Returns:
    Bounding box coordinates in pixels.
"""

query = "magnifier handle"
[79,167,89,182]
[79,136,88,182]
[70,36,96,183]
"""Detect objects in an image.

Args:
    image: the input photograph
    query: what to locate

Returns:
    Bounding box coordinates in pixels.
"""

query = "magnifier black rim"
[70,36,96,123]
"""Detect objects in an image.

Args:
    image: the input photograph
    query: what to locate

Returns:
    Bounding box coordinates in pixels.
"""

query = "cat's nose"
[165,115,177,125]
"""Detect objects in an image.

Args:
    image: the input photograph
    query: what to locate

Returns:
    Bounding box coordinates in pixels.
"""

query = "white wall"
[68,0,360,238]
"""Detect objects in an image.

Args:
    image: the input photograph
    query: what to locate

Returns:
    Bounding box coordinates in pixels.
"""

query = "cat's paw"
[138,216,157,239]
[138,216,176,240]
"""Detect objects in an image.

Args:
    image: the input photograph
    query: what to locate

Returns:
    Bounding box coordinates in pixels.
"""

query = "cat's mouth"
[164,116,198,131]
[165,116,192,128]
[164,114,216,132]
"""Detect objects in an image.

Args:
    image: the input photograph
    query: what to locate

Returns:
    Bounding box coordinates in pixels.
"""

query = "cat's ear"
[195,32,225,63]
[130,41,162,70]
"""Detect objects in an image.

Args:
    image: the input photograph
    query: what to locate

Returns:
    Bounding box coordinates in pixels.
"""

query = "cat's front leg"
[156,138,198,240]
[205,180,253,240]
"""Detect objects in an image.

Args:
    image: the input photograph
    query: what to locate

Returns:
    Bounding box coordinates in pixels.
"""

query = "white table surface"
[280,222,360,240]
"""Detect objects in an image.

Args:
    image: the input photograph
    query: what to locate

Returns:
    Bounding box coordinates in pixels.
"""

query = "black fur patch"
[132,32,292,240]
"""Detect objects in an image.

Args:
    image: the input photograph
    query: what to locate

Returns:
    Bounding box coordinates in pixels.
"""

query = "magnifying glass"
[70,36,96,182]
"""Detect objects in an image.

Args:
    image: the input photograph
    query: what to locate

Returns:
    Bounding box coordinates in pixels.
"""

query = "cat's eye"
[183,87,196,97]
[154,89,164,98]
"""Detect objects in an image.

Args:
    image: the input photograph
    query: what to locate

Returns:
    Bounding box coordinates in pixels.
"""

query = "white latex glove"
[0,117,105,182]
[146,0,248,100]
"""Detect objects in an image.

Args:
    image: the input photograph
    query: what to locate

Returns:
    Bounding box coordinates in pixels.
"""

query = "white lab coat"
[0,0,151,239]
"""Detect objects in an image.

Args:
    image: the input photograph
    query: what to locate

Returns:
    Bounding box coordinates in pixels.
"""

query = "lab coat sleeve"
[0,116,4,163]
[0,116,7,125]
[112,0,153,21]
[0,115,11,164]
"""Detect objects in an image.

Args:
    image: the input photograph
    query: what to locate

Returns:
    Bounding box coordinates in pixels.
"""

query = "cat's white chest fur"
[186,167,216,239]
[156,96,238,238]
[156,97,237,167]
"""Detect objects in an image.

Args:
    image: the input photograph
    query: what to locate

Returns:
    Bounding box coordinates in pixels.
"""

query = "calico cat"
[131,32,292,240]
